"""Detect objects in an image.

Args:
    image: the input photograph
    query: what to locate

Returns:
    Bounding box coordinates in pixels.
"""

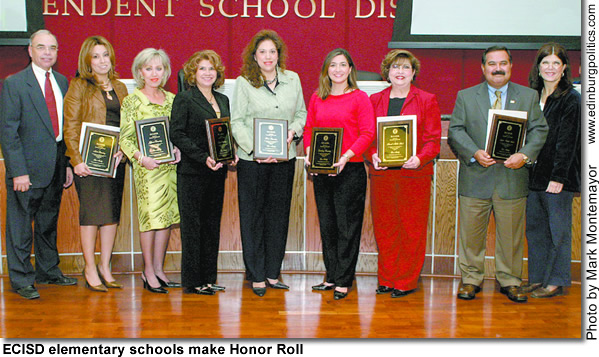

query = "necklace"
[265,74,277,85]
[98,81,113,100]
[199,88,215,105]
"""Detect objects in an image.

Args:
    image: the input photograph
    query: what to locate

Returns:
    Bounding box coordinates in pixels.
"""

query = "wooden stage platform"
[0,272,581,339]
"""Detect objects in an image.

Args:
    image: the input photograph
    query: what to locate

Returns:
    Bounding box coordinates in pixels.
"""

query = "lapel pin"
[510,100,516,104]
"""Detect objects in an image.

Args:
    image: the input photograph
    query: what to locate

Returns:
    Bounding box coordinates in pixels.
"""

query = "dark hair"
[528,42,573,98]
[482,46,512,64]
[241,29,287,88]
[317,48,358,100]
[380,49,420,82]
[183,50,225,90]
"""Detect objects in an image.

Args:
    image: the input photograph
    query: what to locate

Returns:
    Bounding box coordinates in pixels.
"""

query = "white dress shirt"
[31,62,64,141]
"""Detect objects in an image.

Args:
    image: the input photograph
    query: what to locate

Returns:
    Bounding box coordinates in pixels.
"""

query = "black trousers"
[313,163,367,288]
[237,158,295,282]
[5,144,65,289]
[177,169,226,288]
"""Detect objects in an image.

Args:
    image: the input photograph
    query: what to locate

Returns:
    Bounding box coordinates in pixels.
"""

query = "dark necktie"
[45,71,59,138]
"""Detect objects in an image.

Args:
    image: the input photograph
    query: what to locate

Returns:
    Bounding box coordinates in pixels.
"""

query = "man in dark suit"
[0,29,75,299]
[448,46,548,303]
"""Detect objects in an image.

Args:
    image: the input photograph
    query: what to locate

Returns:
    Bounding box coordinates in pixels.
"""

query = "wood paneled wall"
[0,122,582,281]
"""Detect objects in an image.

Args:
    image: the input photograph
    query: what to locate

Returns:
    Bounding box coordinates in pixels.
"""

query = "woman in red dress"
[368,50,441,298]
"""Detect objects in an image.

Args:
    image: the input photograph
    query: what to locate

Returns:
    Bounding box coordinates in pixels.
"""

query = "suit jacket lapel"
[475,82,491,120]
[190,86,218,118]
[57,75,68,97]
[92,88,104,107]
[25,66,55,137]
[505,82,520,110]
[214,92,229,118]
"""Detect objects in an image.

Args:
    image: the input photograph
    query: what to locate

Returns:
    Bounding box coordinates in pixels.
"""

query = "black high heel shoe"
[141,273,168,294]
[266,280,289,289]
[390,288,415,298]
[183,285,216,295]
[312,282,335,291]
[208,284,226,291]
[252,282,266,297]
[334,288,348,300]
[156,276,182,288]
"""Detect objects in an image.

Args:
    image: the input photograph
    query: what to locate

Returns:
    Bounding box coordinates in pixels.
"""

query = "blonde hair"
[131,48,171,89]
[183,50,225,90]
[317,48,358,100]
[77,36,118,84]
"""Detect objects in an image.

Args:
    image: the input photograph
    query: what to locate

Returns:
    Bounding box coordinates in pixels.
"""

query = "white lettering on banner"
[294,0,316,18]
[242,0,264,18]
[199,0,215,17]
[356,0,396,19]
[268,0,289,18]
[43,0,394,19]
[92,0,111,16]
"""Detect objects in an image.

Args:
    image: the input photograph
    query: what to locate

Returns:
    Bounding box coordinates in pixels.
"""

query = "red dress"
[368,86,441,290]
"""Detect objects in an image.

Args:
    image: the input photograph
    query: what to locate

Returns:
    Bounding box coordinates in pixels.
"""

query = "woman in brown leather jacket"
[63,36,128,292]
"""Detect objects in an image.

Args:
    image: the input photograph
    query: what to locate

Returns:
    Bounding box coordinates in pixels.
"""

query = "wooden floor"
[0,273,581,338]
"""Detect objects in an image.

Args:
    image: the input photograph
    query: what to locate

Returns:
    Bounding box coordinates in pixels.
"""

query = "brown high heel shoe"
[83,268,107,292]
[97,265,123,289]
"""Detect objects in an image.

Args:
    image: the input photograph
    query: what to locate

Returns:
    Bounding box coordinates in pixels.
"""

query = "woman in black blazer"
[523,43,580,298]
[170,50,237,295]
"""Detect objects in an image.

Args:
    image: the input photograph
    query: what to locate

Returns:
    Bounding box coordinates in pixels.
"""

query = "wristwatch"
[521,153,531,165]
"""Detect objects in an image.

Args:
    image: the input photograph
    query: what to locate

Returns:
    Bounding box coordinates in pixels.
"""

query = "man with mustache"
[0,29,75,299]
[448,46,548,303]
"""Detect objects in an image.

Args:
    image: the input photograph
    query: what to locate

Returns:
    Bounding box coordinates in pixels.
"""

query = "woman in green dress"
[120,48,181,293]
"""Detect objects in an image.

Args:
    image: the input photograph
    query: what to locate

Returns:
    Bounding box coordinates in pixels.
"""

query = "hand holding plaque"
[376,115,417,168]
[307,127,343,174]
[78,122,120,178]
[205,117,234,164]
[253,118,288,161]
[135,116,176,164]
[485,110,528,163]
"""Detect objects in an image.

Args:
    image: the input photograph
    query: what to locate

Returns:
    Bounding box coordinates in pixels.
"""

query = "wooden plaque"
[486,114,527,162]
[377,115,417,167]
[253,118,288,161]
[135,116,175,164]
[308,127,343,174]
[205,117,234,164]
[79,122,120,178]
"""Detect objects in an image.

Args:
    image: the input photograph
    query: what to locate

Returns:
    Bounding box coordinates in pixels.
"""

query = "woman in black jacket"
[523,43,580,298]
[170,50,237,295]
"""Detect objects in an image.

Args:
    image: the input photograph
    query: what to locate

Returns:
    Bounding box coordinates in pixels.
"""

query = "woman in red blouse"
[304,48,375,300]
[368,50,441,298]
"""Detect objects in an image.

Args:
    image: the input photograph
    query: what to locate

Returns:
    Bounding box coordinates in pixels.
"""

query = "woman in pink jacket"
[368,50,441,298]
